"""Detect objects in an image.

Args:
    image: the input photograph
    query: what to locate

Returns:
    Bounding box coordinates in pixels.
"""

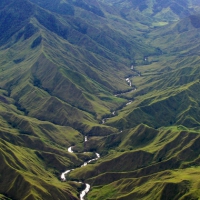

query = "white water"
[61,137,100,200]
[61,169,74,181]
[95,153,100,158]
[81,153,100,167]
[80,183,90,200]
[125,78,132,87]
[101,111,115,125]
[126,101,132,106]
[61,71,140,198]
[68,146,73,153]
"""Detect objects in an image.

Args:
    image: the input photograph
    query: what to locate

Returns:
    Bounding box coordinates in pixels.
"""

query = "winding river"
[61,74,140,198]
[102,76,138,123]
[61,136,100,200]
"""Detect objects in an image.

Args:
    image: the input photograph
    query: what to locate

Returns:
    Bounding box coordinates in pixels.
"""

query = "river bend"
[61,136,100,200]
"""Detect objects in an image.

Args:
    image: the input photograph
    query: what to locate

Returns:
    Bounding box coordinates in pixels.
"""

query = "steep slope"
[1,0,200,199]
[0,0,121,133]
[60,7,200,199]
[0,139,82,200]
[107,80,200,129]
[0,110,92,199]
[0,0,160,124]
[69,125,200,199]
[104,13,200,130]
[0,0,161,199]
[100,0,200,24]
[148,14,200,56]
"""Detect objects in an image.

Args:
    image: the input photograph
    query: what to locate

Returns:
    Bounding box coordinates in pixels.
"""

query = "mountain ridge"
[1,0,200,199]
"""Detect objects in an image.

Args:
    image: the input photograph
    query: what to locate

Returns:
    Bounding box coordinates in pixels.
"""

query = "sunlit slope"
[0,105,89,199]
[0,47,122,134]
[69,125,200,199]
[0,139,82,200]
[107,80,200,129]
[0,96,102,199]
[148,14,200,56]
[0,0,161,131]
[0,1,119,135]
[1,0,200,199]
[104,15,200,130]
[0,1,144,198]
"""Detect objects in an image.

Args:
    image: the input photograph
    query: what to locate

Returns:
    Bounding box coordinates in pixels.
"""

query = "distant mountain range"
[0,0,200,199]
[101,0,200,22]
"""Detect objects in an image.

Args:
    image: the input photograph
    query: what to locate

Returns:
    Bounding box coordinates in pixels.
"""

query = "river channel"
[61,75,139,198]
[61,136,100,200]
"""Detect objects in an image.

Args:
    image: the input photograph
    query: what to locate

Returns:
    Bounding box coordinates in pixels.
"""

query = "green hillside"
[1,0,200,199]
[99,0,200,24]
[69,125,200,199]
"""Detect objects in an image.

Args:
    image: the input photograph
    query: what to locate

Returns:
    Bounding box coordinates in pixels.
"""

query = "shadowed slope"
[0,139,82,200]
[0,0,160,130]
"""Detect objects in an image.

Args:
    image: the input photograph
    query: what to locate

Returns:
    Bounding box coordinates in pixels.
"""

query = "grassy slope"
[148,15,200,56]
[0,0,141,199]
[0,9,122,134]
[0,99,99,199]
[67,11,200,200]
[0,139,82,200]
[100,0,199,25]
[105,15,200,130]
[0,0,159,132]
[0,0,200,200]
[69,125,200,199]
[107,79,200,129]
